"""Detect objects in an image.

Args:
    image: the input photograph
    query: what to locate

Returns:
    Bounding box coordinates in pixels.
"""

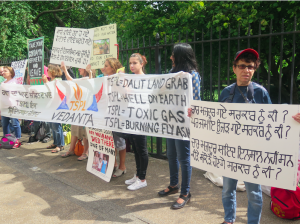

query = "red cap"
[235,48,259,60]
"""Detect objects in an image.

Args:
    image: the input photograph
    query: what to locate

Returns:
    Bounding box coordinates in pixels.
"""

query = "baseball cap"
[235,48,259,60]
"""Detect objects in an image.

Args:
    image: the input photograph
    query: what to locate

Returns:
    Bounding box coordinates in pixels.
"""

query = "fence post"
[155,33,163,158]
[155,33,161,74]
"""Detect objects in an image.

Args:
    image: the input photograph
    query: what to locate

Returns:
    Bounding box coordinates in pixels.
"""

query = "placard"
[50,27,94,69]
[90,24,117,69]
[86,128,115,182]
[11,59,28,84]
[190,100,299,190]
[0,72,192,140]
[28,37,44,85]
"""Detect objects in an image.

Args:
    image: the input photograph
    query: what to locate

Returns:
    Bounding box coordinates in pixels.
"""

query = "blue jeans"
[50,122,64,147]
[222,177,263,224]
[1,116,21,139]
[167,139,192,195]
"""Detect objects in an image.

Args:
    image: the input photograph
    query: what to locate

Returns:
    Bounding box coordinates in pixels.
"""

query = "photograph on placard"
[92,151,110,174]
[93,39,110,55]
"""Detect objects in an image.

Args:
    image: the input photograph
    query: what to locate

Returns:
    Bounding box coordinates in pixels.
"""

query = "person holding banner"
[42,64,65,152]
[115,53,149,190]
[219,49,271,224]
[60,62,95,161]
[1,66,22,148]
[158,43,200,209]
[100,58,127,178]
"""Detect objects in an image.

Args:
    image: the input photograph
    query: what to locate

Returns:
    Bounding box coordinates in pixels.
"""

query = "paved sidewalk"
[0,131,288,224]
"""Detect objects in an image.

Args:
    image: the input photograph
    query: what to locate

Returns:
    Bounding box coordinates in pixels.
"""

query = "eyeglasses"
[235,64,256,70]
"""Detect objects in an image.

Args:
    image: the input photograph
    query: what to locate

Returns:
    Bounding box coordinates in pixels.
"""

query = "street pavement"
[0,131,290,224]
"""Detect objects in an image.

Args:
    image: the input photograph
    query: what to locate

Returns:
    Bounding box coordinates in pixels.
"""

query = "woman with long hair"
[60,62,95,161]
[115,53,149,190]
[101,58,127,178]
[42,64,65,152]
[1,66,22,148]
[158,43,201,209]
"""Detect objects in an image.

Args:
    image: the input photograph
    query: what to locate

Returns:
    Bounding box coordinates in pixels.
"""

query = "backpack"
[0,134,17,149]
[225,82,255,103]
[35,122,46,141]
[271,186,300,220]
[21,120,34,134]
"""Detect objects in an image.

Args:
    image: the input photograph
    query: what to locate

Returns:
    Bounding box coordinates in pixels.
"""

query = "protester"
[100,58,127,178]
[157,43,200,209]
[114,53,149,190]
[42,64,65,153]
[218,49,271,224]
[1,66,22,148]
[60,62,95,161]
[25,67,52,143]
[0,66,5,127]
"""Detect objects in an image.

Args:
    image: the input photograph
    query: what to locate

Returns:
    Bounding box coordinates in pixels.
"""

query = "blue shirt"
[191,70,201,101]
[219,82,272,104]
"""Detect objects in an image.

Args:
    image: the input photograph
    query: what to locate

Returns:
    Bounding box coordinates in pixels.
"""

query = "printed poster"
[86,128,115,182]
[28,37,44,85]
[11,59,28,84]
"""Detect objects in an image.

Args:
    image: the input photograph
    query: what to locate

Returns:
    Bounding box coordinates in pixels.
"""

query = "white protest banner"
[90,24,117,69]
[11,59,28,84]
[50,27,94,69]
[86,128,115,182]
[190,101,299,190]
[0,72,192,140]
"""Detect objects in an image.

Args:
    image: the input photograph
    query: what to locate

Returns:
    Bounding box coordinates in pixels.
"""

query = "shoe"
[61,151,75,158]
[113,168,126,177]
[42,137,51,143]
[28,136,37,143]
[78,153,88,161]
[12,139,21,149]
[127,179,147,190]
[221,222,233,224]
[171,192,191,209]
[47,144,57,149]
[158,185,180,197]
[125,174,137,185]
[51,146,64,153]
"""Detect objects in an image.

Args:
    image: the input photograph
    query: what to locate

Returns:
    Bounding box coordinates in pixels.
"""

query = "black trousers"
[114,132,148,180]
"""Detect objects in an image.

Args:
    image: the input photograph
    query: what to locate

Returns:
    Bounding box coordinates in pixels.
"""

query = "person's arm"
[85,64,93,79]
[61,61,73,81]
[292,113,300,124]
[42,74,49,83]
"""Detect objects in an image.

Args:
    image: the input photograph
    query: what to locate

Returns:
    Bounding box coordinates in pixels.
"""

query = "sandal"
[47,144,57,149]
[61,151,75,158]
[51,146,64,153]
[113,168,127,177]
[78,153,88,161]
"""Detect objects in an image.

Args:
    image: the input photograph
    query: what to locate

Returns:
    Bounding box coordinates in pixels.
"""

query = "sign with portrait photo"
[90,24,117,69]
[86,128,115,182]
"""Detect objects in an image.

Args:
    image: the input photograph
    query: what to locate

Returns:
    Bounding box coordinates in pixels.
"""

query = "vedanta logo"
[56,83,103,112]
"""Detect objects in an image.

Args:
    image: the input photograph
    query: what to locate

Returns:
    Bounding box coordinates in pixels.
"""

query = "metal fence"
[1,17,300,159]
[118,16,300,159]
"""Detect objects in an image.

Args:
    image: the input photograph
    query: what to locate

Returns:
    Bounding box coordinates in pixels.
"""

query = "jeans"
[32,121,51,138]
[167,139,192,195]
[1,116,21,139]
[50,122,64,147]
[222,177,263,224]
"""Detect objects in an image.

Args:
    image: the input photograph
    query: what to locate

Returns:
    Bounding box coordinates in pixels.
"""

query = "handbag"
[62,124,71,145]
[74,139,84,156]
